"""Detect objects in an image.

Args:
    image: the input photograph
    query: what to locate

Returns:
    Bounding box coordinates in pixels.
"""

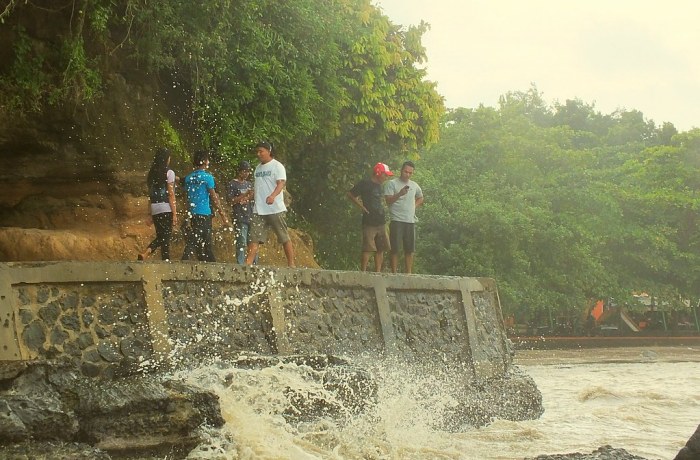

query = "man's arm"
[415,185,424,208]
[167,181,178,227]
[208,188,231,226]
[347,191,368,214]
[266,179,286,205]
[226,184,253,205]
[385,184,409,205]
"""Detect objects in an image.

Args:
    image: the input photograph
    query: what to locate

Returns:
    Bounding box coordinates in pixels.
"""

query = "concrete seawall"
[0,261,512,380]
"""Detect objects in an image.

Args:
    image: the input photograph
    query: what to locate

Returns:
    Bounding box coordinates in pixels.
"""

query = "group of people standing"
[347,161,423,273]
[138,145,422,273]
[137,142,295,267]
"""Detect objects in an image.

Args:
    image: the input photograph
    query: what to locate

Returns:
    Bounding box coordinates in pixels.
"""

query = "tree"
[416,91,700,322]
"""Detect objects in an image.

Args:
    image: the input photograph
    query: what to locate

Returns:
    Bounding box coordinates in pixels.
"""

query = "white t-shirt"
[384,178,423,223]
[253,159,287,215]
[151,169,176,215]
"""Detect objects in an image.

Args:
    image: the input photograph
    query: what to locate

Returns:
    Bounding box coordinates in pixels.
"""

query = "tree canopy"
[0,0,444,267]
[416,87,700,323]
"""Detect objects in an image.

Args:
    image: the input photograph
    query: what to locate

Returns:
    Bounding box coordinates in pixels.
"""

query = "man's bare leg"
[361,252,371,271]
[374,251,384,272]
[405,252,414,274]
[390,253,399,273]
[245,242,259,265]
[283,240,295,267]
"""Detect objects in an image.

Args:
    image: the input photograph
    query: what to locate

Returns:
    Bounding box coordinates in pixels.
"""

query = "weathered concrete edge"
[1,261,482,290]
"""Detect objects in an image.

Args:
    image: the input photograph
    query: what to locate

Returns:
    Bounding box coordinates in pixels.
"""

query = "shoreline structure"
[1,260,511,380]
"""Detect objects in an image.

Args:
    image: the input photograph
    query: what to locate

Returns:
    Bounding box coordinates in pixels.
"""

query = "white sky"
[375,0,700,131]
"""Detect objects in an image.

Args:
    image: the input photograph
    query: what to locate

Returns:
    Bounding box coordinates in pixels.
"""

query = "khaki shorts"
[362,225,390,252]
[250,212,290,244]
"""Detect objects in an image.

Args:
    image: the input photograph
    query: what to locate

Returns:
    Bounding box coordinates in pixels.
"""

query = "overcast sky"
[375,0,700,131]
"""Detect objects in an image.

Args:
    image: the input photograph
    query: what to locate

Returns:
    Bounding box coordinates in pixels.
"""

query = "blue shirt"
[184,169,215,216]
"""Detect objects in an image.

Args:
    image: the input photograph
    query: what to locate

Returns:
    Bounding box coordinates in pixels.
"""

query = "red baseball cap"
[373,162,394,176]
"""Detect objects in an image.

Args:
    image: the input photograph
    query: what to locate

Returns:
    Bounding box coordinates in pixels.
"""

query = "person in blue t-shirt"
[181,150,230,262]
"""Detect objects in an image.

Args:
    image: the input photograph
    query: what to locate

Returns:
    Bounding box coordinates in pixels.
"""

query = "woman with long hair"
[138,147,178,260]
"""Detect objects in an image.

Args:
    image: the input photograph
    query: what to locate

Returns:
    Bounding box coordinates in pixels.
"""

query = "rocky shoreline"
[0,359,697,459]
[3,430,698,459]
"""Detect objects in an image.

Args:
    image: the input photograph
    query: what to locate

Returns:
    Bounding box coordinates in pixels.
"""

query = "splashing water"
[148,346,700,460]
[171,357,478,460]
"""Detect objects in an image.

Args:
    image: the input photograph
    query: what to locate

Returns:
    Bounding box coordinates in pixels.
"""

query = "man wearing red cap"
[347,163,394,271]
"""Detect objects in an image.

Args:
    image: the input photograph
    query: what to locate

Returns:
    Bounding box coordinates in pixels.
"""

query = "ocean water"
[174,346,700,459]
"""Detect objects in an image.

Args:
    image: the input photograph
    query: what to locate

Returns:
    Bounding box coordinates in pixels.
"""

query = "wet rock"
[80,361,102,378]
[280,363,378,422]
[97,341,121,362]
[21,321,46,351]
[0,360,224,458]
[77,332,94,350]
[0,441,111,459]
[59,312,80,332]
[61,292,80,310]
[36,288,50,304]
[50,327,69,346]
[81,310,94,326]
[38,303,61,325]
[281,354,349,369]
[444,367,544,430]
[283,386,343,420]
[18,309,33,325]
[525,445,648,459]
[674,423,700,460]
[322,365,378,413]
[222,354,378,423]
[98,304,118,325]
[0,400,28,442]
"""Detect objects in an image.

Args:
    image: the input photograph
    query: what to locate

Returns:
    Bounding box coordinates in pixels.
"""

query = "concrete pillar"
[140,269,173,359]
[267,289,289,354]
[374,277,396,352]
[0,264,23,360]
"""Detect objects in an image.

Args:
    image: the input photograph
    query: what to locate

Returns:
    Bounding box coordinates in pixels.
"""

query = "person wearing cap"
[385,160,424,274]
[245,141,295,267]
[347,162,393,272]
[227,160,256,265]
[181,149,230,262]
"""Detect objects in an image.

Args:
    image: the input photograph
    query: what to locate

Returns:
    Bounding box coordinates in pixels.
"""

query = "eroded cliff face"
[0,68,318,267]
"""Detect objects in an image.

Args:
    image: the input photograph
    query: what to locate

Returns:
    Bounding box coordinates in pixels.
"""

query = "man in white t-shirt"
[245,141,295,267]
[384,161,424,273]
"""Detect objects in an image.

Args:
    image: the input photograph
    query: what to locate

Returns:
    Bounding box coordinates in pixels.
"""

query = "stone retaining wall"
[0,262,511,379]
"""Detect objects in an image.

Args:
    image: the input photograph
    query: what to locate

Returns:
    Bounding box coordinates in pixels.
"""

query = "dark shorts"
[362,225,390,252]
[389,221,415,254]
[250,212,290,244]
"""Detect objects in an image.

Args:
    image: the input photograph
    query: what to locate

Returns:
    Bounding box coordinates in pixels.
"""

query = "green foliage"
[0,27,46,112]
[55,36,102,105]
[0,6,104,115]
[1,0,441,151]
[1,0,443,270]
[157,116,188,162]
[417,90,700,322]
